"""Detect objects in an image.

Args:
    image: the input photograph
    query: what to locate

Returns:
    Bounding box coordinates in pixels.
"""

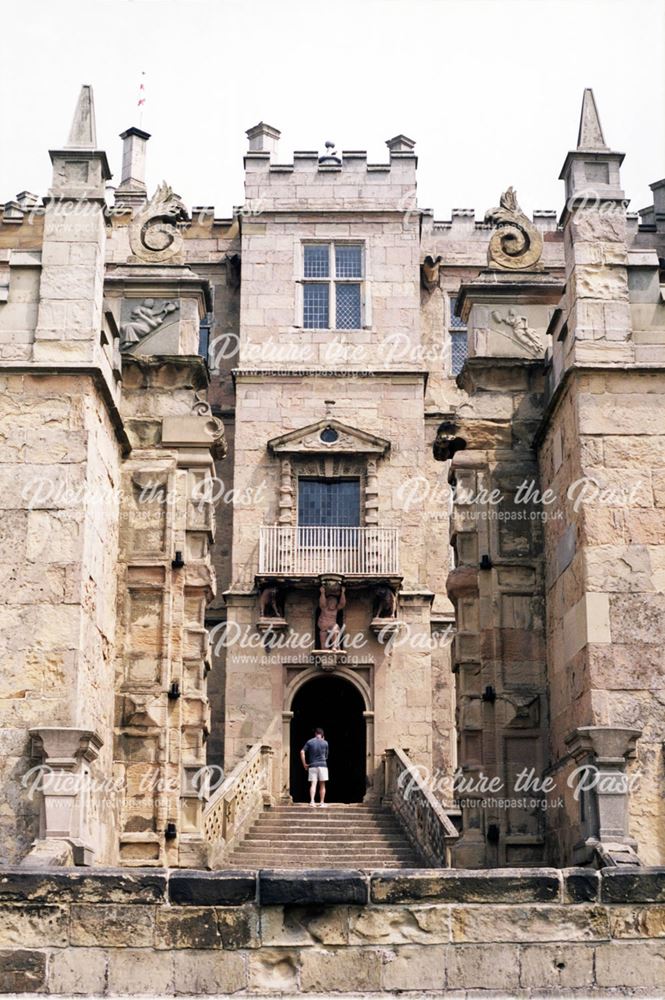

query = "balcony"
[258,525,400,580]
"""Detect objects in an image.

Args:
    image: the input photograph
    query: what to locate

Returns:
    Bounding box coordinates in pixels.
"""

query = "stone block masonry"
[0,866,665,995]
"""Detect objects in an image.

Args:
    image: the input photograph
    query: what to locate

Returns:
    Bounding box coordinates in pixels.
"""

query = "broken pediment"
[268,418,390,456]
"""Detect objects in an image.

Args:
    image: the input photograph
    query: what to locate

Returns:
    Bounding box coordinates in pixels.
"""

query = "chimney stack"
[386,134,416,154]
[115,126,150,209]
[245,122,281,157]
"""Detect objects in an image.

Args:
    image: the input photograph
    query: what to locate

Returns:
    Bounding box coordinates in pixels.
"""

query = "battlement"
[243,125,417,212]
[430,207,559,233]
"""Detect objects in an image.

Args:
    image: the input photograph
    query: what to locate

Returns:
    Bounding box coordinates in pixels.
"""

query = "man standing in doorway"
[300,727,329,806]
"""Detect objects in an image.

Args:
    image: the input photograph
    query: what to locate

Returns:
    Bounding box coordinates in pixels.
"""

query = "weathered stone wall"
[0,370,122,865]
[1,866,665,995]
[539,371,665,866]
[223,370,441,788]
[221,144,457,798]
[536,126,665,865]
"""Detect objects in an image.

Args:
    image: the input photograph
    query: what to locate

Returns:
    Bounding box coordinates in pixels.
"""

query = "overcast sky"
[1,0,663,219]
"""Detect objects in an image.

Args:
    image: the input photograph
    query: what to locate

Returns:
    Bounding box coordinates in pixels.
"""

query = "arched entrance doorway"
[289,675,366,803]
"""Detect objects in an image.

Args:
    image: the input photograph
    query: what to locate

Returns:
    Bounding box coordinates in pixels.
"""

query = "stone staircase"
[224,803,424,869]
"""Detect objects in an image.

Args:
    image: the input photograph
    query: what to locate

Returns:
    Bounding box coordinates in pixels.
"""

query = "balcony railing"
[259,525,400,577]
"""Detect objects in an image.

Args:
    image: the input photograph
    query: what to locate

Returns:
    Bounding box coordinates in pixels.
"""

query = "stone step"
[224,803,421,870]
[226,860,412,870]
[230,850,419,860]
[228,858,420,869]
[236,830,405,847]
[234,856,413,863]
[254,820,402,836]
[266,806,389,813]
[258,811,398,817]
[232,848,418,860]
[263,814,391,821]
[265,806,395,823]
[261,809,395,816]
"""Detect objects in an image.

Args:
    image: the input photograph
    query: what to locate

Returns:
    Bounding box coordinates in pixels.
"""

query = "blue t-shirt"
[303,737,329,767]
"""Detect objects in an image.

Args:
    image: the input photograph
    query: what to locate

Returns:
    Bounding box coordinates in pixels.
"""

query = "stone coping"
[1,866,664,906]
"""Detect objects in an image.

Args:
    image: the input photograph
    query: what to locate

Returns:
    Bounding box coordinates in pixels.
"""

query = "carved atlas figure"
[317,583,346,650]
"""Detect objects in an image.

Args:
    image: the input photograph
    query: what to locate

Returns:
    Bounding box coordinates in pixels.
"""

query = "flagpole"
[138,72,146,128]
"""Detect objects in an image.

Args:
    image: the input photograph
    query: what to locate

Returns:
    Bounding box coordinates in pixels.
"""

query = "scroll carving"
[129,181,188,263]
[484,187,543,270]
[193,391,227,457]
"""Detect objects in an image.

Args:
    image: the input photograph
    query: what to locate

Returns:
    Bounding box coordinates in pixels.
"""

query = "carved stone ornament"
[491,308,542,357]
[259,585,285,620]
[421,254,442,292]
[373,583,397,619]
[129,181,188,263]
[370,582,400,637]
[484,187,543,270]
[120,298,179,352]
[268,418,389,456]
[192,391,227,456]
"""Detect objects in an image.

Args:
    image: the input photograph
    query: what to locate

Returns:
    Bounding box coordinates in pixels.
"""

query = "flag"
[138,73,146,108]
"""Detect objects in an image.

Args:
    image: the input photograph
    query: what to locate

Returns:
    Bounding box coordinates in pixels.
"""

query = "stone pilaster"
[113,357,225,867]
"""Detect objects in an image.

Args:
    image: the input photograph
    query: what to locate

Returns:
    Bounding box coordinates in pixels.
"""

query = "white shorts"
[308,766,329,782]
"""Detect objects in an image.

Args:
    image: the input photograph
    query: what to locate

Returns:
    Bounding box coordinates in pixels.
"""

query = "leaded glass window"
[302,243,364,329]
[448,293,468,376]
[298,478,361,526]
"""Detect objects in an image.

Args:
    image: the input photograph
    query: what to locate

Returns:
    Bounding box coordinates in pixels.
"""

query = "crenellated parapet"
[243,124,417,213]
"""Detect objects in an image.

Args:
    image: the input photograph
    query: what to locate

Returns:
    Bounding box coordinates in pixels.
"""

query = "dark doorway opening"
[290,675,366,803]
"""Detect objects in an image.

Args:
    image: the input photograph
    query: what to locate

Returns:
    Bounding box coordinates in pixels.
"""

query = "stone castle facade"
[1,83,664,887]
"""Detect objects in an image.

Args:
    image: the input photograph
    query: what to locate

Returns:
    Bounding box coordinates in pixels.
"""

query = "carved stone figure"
[491,308,541,357]
[484,187,543,270]
[129,181,188,263]
[259,585,284,619]
[317,583,346,650]
[120,298,178,351]
[421,254,442,291]
[374,583,397,619]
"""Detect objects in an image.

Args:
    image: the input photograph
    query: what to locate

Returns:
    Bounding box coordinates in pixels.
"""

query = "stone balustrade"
[203,742,274,865]
[383,747,459,866]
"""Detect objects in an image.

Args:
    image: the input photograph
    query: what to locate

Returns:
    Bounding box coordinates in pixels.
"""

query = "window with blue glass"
[302,243,363,329]
[448,294,468,376]
[303,283,329,329]
[297,478,361,526]
[198,312,212,362]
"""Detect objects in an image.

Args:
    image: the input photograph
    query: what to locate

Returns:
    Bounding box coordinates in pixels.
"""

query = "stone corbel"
[566,725,642,867]
[25,727,103,866]
[314,650,348,672]
[161,392,227,466]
